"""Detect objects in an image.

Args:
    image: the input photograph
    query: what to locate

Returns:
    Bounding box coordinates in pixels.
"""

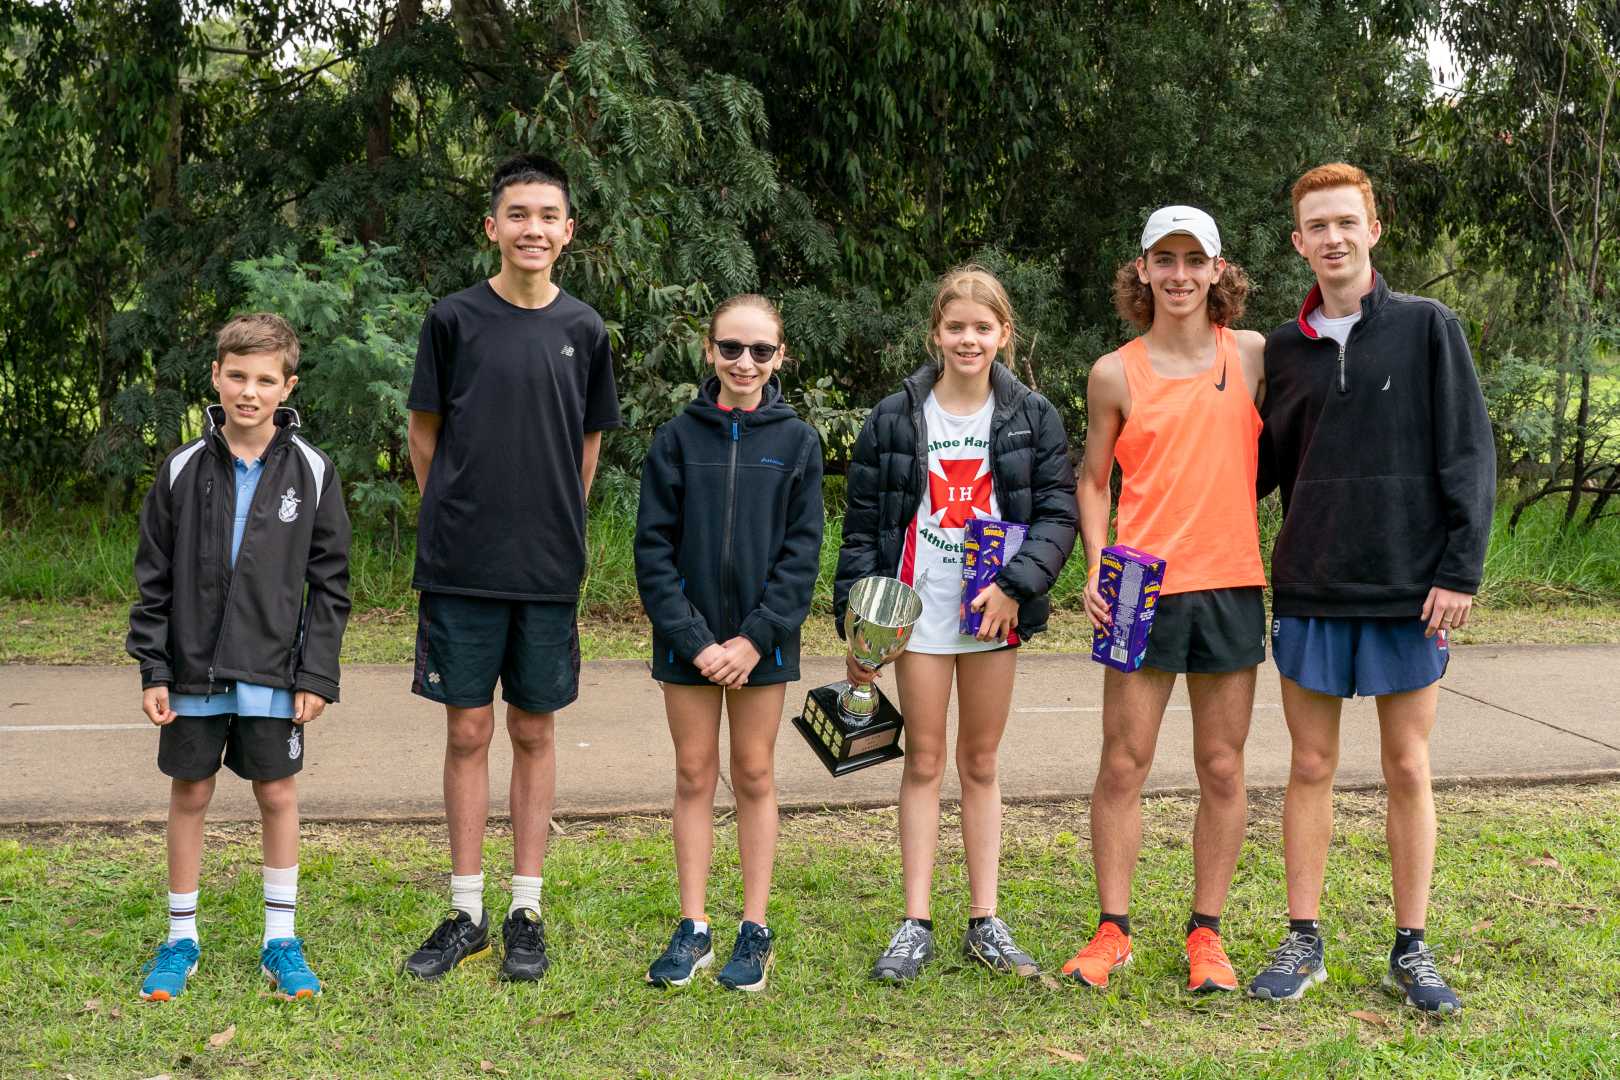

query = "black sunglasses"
[712,338,781,363]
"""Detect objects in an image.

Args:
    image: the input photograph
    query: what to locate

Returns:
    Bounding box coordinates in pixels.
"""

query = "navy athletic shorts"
[412,592,581,713]
[1271,615,1449,698]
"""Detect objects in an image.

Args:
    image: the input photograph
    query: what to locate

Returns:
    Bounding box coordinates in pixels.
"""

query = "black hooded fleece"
[634,376,825,685]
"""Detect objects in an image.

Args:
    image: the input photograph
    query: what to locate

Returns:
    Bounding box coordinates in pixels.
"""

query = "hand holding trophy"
[793,576,922,776]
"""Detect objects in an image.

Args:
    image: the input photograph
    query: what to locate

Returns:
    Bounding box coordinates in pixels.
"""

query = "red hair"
[1291,163,1377,226]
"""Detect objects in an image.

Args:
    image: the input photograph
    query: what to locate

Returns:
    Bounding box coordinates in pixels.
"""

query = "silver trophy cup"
[839,576,924,722]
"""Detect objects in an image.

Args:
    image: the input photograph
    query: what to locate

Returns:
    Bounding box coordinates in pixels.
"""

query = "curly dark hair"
[1112,258,1251,330]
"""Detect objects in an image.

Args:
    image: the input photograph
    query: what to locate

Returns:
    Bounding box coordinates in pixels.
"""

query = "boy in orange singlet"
[1061,207,1267,994]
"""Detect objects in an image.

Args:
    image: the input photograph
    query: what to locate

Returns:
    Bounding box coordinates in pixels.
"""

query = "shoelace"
[145,941,195,977]
[883,922,929,959]
[508,915,545,953]
[979,917,1021,956]
[1262,931,1319,974]
[1188,932,1231,969]
[668,928,707,959]
[265,938,309,974]
[732,927,769,965]
[1078,924,1125,961]
[424,913,469,951]
[1396,944,1447,988]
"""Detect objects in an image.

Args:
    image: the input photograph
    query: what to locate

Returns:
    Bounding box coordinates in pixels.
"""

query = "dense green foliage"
[1,0,1616,527]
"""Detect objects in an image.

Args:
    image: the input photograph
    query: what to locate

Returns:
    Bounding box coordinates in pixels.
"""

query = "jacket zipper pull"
[206,666,216,700]
[1337,343,1347,394]
[731,417,740,441]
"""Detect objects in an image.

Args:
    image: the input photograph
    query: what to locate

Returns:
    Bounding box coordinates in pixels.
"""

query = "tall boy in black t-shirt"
[401,155,621,981]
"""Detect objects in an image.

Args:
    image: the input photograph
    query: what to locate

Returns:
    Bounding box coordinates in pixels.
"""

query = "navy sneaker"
[403,910,490,980]
[962,916,1040,978]
[1384,942,1462,1015]
[500,908,550,982]
[871,919,934,982]
[1247,930,1327,1001]
[646,918,714,988]
[717,921,773,992]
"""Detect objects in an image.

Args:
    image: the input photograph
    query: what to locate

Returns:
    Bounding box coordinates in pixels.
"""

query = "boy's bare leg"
[893,652,957,920]
[1090,666,1176,914]
[254,777,299,869]
[1376,684,1439,929]
[508,704,557,879]
[167,776,216,893]
[1186,668,1256,916]
[726,683,786,925]
[1280,677,1344,920]
[444,704,496,875]
[955,648,1017,916]
[665,684,724,919]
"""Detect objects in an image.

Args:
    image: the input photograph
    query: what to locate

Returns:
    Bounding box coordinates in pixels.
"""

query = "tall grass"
[4,490,1618,613]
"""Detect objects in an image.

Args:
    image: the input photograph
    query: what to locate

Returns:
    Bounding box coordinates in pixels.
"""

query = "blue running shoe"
[646,918,713,988]
[261,937,322,1000]
[717,921,773,992]
[1247,930,1327,1001]
[1384,942,1461,1015]
[140,938,200,1002]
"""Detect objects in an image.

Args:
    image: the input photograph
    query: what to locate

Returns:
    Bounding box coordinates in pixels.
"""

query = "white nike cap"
[1140,205,1222,258]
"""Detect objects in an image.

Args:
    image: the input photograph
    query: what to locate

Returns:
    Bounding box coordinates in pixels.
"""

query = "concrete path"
[2,646,1617,824]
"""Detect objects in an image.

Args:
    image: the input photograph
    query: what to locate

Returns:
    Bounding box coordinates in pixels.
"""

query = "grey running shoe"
[1247,930,1327,1001]
[962,916,1040,978]
[1383,942,1462,1015]
[871,919,935,982]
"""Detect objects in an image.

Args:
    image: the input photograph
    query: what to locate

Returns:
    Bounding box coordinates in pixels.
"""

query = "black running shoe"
[1247,930,1327,1001]
[871,919,934,983]
[962,916,1040,978]
[404,910,490,980]
[500,907,550,982]
[647,918,714,988]
[1384,942,1461,1015]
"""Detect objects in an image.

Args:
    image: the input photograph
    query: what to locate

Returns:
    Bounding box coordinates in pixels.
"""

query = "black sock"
[1288,917,1321,938]
[1393,927,1425,956]
[1099,912,1131,937]
[1186,911,1221,936]
[908,916,933,931]
[968,915,991,929]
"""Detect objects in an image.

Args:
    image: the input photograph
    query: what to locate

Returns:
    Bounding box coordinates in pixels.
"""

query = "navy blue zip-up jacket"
[1259,272,1496,617]
[833,362,1077,641]
[634,376,825,685]
[127,406,352,700]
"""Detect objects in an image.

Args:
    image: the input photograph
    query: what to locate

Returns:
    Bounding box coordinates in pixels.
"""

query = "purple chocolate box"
[1091,544,1167,671]
[959,517,1028,637]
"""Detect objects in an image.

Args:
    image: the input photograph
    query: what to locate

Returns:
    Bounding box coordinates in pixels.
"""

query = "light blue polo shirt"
[169,456,297,719]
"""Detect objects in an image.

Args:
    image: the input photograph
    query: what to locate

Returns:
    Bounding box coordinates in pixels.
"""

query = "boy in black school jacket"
[635,375,824,685]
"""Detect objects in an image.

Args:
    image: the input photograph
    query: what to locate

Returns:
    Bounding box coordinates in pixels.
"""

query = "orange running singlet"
[1113,327,1265,596]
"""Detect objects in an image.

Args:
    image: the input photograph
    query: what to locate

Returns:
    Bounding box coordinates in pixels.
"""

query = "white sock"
[451,872,484,923]
[263,865,298,945]
[167,890,199,944]
[509,875,542,916]
[690,918,710,935]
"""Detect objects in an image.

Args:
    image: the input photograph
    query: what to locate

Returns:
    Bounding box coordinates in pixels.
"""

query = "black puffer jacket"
[833,362,1077,640]
[635,376,825,685]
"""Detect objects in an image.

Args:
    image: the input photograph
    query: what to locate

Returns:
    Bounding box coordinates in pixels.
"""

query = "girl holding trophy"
[634,294,826,991]
[835,266,1077,981]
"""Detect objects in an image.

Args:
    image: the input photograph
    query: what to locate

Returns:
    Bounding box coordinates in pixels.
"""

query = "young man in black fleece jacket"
[1248,164,1494,1015]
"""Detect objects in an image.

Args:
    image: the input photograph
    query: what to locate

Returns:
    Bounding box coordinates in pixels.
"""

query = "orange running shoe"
[1185,926,1238,993]
[1061,922,1132,987]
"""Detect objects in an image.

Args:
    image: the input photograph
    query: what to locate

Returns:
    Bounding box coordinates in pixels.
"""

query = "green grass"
[2,784,1617,1077]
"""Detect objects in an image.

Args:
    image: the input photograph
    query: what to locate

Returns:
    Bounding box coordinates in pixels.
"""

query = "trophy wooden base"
[793,682,905,777]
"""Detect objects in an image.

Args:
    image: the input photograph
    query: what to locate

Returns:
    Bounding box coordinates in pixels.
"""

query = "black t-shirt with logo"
[408,281,621,601]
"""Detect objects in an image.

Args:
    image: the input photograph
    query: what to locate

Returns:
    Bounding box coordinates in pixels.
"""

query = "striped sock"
[167,889,199,944]
[263,865,298,945]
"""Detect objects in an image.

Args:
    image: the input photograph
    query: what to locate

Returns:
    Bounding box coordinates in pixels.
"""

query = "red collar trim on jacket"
[1295,268,1377,338]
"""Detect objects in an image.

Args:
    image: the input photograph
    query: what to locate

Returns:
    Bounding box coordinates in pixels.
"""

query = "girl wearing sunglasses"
[634,293,825,992]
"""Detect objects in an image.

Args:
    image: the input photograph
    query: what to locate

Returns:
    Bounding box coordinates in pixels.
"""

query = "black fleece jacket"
[833,362,1077,640]
[1259,272,1496,617]
[128,406,352,700]
[635,377,825,685]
